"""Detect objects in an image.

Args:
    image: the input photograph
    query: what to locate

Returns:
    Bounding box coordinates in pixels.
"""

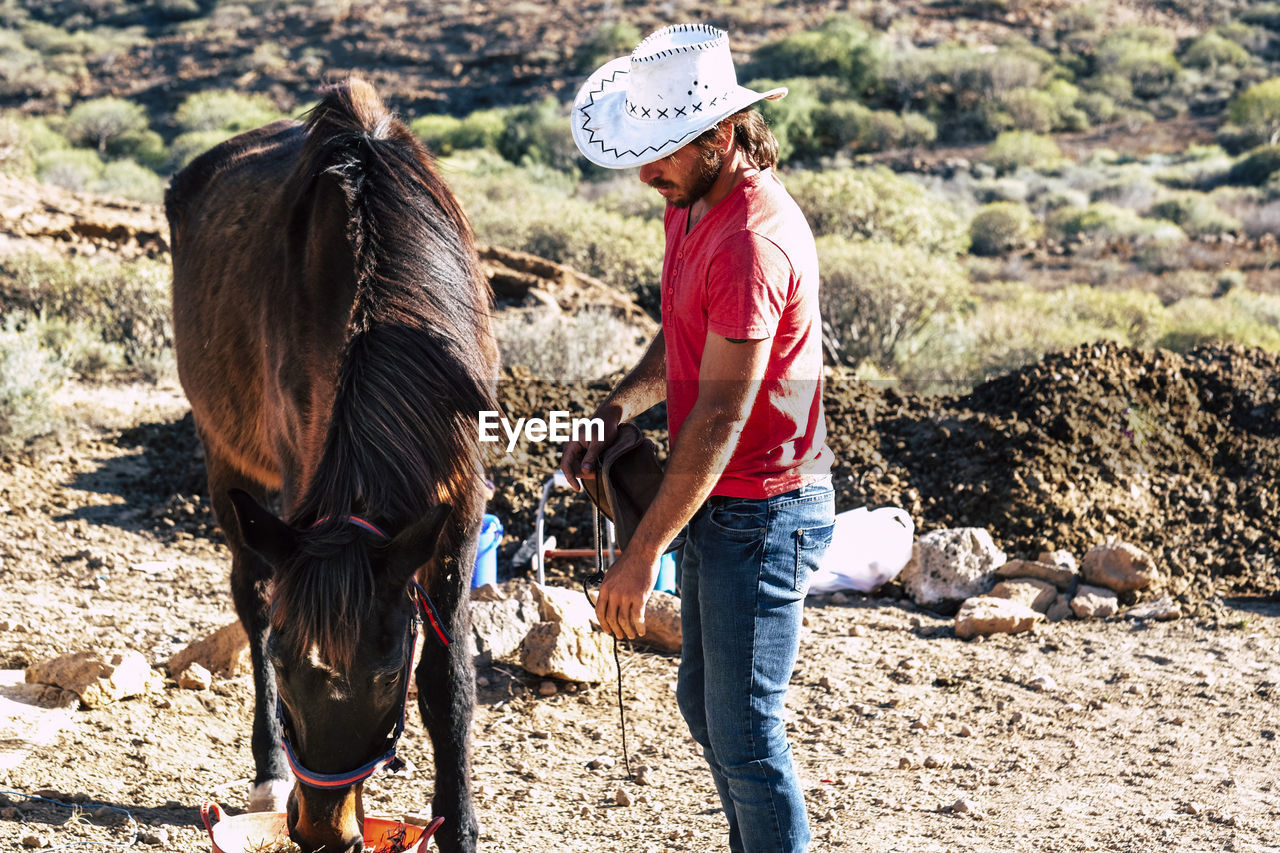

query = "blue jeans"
[676,481,835,853]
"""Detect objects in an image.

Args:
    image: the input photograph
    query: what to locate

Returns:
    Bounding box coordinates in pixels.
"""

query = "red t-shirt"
[661,169,832,499]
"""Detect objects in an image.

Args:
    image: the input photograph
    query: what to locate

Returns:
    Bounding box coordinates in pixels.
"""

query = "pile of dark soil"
[488,343,1280,604]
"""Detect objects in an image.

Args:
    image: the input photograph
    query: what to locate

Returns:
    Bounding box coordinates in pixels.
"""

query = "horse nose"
[289,795,365,853]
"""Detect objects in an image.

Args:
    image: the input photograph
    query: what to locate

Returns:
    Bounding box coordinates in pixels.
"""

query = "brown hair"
[692,107,779,170]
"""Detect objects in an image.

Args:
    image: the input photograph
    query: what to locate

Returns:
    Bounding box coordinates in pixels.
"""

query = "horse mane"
[270,79,496,668]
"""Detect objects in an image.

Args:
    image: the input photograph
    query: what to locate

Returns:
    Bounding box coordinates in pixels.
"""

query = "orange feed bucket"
[201,803,443,853]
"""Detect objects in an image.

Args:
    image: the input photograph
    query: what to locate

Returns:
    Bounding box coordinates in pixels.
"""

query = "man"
[560,23,834,853]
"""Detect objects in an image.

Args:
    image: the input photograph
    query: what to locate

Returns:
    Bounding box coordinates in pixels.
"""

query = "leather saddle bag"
[579,422,683,554]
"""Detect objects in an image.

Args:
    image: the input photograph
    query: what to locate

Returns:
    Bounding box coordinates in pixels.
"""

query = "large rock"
[26,651,162,709]
[167,621,250,678]
[519,621,615,683]
[1080,542,1158,593]
[635,592,681,654]
[899,528,1006,612]
[469,584,540,667]
[1070,584,1119,619]
[996,558,1077,590]
[954,597,1043,640]
[988,578,1057,613]
[533,583,600,630]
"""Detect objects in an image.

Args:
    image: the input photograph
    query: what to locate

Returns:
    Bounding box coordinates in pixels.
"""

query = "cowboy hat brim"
[572,55,787,170]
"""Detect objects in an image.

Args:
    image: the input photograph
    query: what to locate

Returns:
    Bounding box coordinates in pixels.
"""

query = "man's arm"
[594,330,770,639]
[559,330,667,490]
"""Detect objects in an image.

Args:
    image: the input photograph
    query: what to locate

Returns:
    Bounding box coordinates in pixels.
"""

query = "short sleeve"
[705,230,793,341]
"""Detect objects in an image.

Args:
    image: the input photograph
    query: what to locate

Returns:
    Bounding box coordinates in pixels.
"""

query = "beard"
[651,148,723,209]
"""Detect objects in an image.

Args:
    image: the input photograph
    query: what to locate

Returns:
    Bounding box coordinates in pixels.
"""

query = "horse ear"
[385,504,452,589]
[227,488,298,573]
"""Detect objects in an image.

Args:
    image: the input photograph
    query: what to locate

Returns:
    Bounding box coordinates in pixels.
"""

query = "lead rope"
[584,503,633,780]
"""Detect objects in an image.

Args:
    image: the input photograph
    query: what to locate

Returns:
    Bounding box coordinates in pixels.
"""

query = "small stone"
[848,625,867,637]
[956,724,973,738]
[588,755,616,771]
[897,756,915,769]
[1179,801,1203,816]
[923,754,947,768]
[0,807,21,820]
[21,835,45,849]
[538,680,558,696]
[615,788,632,807]
[140,829,170,846]
[950,798,978,814]
[830,591,850,605]
[634,764,652,786]
[177,662,212,690]
[476,675,490,687]
[1027,672,1057,692]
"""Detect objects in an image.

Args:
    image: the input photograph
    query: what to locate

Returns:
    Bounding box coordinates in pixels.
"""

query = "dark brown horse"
[166,79,496,853]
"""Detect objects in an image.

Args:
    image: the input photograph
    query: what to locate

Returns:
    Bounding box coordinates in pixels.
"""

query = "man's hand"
[594,549,662,639]
[559,404,621,492]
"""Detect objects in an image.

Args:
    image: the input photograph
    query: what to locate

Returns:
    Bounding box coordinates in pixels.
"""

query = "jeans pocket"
[706,499,768,538]
[793,522,835,591]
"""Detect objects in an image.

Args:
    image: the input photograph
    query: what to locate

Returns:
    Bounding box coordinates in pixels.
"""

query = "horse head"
[229,489,452,853]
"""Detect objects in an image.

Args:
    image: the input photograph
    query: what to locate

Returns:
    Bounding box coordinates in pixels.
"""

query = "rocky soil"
[2,337,1278,850]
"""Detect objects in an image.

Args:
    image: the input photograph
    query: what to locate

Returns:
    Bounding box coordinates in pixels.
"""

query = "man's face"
[638,140,723,209]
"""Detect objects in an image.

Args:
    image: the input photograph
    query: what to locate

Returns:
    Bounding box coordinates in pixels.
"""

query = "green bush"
[1047,201,1185,243]
[175,89,284,134]
[881,43,1047,138]
[35,148,103,191]
[1094,33,1181,100]
[1182,32,1252,70]
[1077,91,1117,124]
[1158,289,1280,351]
[449,159,664,310]
[575,21,642,73]
[901,112,938,147]
[998,87,1057,133]
[1228,79,1280,147]
[1226,144,1280,186]
[751,77,852,162]
[65,97,148,153]
[0,253,173,378]
[0,313,66,450]
[110,128,167,170]
[904,283,1165,388]
[496,96,593,176]
[1145,192,1241,237]
[817,235,970,371]
[412,109,510,158]
[783,167,968,255]
[983,131,1063,175]
[494,305,650,380]
[747,16,883,96]
[969,202,1040,256]
[94,159,165,203]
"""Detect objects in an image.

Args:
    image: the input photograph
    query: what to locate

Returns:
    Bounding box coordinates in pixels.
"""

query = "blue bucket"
[473,514,502,588]
[653,551,676,594]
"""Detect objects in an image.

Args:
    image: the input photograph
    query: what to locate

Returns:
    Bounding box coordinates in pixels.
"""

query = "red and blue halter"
[278,514,453,789]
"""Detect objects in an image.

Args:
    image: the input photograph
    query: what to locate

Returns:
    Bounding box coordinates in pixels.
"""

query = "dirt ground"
[0,380,1279,853]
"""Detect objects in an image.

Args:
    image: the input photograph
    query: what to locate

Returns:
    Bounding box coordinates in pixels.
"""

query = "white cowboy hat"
[572,23,787,169]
